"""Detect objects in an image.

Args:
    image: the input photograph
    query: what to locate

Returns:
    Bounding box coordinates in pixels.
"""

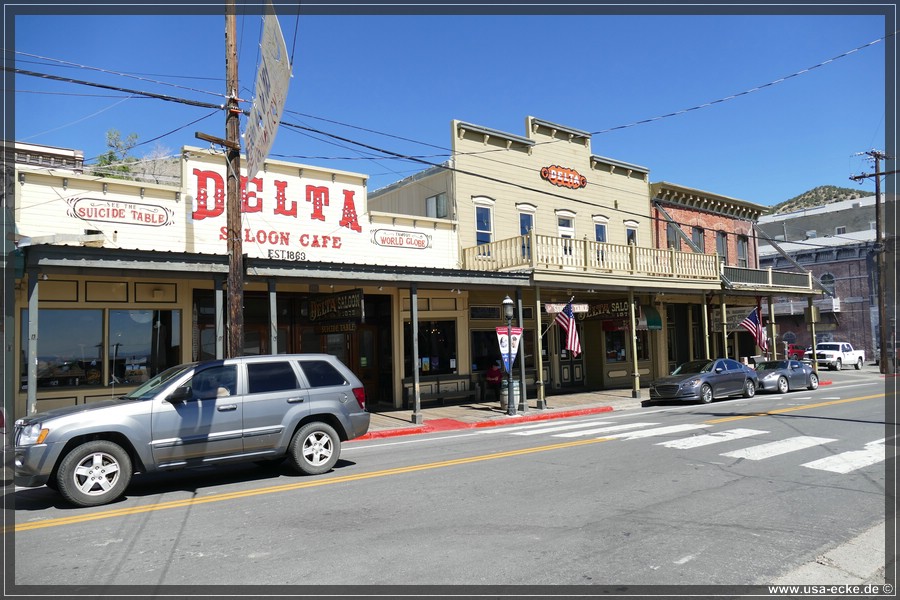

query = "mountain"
[767,185,870,215]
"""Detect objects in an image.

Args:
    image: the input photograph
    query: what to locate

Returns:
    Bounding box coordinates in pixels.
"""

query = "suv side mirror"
[166,386,191,403]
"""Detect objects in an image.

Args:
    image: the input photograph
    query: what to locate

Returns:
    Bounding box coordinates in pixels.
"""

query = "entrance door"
[355,325,380,406]
[550,322,584,389]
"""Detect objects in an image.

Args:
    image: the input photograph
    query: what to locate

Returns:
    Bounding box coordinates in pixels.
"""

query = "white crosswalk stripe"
[801,439,886,474]
[509,420,615,436]
[657,428,769,449]
[610,423,711,440]
[553,422,661,438]
[720,436,836,460]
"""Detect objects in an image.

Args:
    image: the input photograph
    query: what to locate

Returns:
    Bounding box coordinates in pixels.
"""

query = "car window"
[247,362,299,394]
[789,361,801,369]
[189,365,237,400]
[724,359,743,371]
[298,360,348,388]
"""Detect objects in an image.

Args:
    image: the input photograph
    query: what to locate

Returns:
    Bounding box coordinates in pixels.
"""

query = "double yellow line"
[11,392,884,532]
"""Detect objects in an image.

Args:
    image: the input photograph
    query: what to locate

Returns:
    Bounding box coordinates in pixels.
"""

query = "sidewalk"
[358,387,645,440]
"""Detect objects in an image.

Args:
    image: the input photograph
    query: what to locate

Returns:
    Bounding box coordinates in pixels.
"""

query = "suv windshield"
[123,363,197,400]
[672,360,714,375]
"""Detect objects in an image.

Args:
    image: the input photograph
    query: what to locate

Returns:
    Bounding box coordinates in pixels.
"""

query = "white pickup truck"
[804,342,865,371]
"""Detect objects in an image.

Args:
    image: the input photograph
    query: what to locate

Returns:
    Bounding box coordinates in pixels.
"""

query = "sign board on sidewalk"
[244,13,292,180]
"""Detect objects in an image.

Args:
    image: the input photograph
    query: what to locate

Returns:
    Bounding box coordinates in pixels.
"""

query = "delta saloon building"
[7,128,817,419]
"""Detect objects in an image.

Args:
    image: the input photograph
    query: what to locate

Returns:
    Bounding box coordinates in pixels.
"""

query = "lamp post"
[502,295,516,416]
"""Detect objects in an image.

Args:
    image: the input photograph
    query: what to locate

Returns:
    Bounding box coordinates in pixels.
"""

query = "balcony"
[722,265,815,293]
[460,234,817,294]
[461,234,721,286]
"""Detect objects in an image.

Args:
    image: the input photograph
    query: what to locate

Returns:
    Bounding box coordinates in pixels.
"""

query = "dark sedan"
[649,358,758,404]
[754,359,819,393]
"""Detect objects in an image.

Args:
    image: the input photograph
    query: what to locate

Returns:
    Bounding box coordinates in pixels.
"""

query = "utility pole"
[850,150,895,375]
[224,0,243,358]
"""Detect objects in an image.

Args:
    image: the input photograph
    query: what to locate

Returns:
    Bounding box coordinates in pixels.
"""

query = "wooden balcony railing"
[460,234,816,292]
[461,234,720,281]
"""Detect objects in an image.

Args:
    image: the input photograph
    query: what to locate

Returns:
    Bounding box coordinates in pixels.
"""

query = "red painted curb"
[353,405,614,441]
[820,380,833,385]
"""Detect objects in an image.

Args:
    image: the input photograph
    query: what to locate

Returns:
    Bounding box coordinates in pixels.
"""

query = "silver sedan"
[754,360,819,393]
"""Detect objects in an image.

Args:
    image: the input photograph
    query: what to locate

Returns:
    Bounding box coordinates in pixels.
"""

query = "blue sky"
[9,3,892,207]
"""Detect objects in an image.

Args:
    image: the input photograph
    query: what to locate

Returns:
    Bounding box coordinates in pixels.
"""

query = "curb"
[355,405,614,441]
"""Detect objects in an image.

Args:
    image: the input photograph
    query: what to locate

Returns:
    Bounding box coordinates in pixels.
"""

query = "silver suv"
[14,354,370,507]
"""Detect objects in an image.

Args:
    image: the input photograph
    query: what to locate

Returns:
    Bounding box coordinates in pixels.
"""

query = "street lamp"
[502,295,516,416]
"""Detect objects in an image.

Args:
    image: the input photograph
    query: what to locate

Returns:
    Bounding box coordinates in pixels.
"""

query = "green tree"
[95,129,139,179]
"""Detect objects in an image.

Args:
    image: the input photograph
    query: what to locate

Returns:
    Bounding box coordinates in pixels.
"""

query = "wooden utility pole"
[225,0,243,358]
[850,150,894,374]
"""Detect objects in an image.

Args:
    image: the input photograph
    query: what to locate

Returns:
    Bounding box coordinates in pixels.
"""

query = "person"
[485,360,503,402]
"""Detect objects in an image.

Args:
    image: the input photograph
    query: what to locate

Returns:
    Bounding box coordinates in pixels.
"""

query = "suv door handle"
[287,397,304,403]
[217,404,238,411]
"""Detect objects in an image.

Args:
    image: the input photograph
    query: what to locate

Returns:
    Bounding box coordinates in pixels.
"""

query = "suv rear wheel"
[288,422,340,475]
[57,440,132,507]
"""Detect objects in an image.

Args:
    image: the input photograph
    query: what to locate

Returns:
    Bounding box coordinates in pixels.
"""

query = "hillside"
[768,185,869,215]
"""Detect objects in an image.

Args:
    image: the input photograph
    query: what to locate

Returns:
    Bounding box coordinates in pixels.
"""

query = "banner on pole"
[496,326,524,373]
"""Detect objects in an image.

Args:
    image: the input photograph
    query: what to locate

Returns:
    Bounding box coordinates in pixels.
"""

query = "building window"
[691,227,705,252]
[624,220,639,245]
[21,308,182,389]
[737,235,749,267]
[595,223,607,243]
[426,193,448,218]
[805,230,817,239]
[471,329,534,372]
[835,226,846,235]
[557,211,575,255]
[820,272,835,295]
[716,231,728,263]
[666,223,681,250]
[404,320,457,377]
[475,205,492,246]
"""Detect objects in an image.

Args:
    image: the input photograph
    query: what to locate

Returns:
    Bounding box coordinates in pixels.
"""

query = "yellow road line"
[704,393,884,424]
[12,436,614,532]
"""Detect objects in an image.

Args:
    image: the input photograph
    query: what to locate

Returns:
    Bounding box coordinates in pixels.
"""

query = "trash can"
[499,380,519,410]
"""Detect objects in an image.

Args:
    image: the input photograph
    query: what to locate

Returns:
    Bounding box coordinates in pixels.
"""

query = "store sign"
[540,165,587,189]
[585,300,632,320]
[67,198,174,227]
[308,289,364,322]
[544,303,589,314]
[372,229,431,249]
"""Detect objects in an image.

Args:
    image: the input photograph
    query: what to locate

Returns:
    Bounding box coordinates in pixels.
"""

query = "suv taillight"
[352,387,366,411]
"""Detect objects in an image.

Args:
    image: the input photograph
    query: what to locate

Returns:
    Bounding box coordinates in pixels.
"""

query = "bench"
[403,375,478,408]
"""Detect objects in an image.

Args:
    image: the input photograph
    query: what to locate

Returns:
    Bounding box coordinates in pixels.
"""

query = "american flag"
[554,300,582,356]
[739,307,768,352]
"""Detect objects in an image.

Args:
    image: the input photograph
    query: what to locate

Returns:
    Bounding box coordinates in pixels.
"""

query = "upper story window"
[595,223,607,243]
[691,226,705,252]
[556,210,575,239]
[474,196,495,246]
[624,220,639,245]
[426,193,448,218]
[835,226,846,235]
[517,203,537,236]
[805,230,817,239]
[666,223,681,250]
[737,235,749,267]
[716,231,728,263]
[820,272,835,296]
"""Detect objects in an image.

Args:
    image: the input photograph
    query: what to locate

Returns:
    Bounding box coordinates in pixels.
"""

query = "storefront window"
[21,308,181,390]
[404,320,457,377]
[606,330,627,362]
[471,329,534,371]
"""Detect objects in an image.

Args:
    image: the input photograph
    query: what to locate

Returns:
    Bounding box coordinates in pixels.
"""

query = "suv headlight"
[15,422,49,446]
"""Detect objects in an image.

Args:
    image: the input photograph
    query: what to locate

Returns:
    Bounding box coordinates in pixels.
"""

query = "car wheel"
[699,384,713,404]
[834,359,842,371]
[808,373,819,390]
[56,440,132,507]
[743,379,756,398]
[855,358,863,370]
[776,376,789,394]
[288,422,340,475]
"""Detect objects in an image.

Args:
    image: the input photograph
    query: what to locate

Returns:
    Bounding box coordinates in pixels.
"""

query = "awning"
[599,305,662,331]
[637,305,662,330]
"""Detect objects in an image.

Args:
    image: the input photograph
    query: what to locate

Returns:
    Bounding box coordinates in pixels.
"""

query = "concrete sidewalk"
[359,387,645,440]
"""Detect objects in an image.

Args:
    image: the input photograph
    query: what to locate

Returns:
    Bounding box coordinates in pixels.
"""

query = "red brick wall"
[653,203,758,267]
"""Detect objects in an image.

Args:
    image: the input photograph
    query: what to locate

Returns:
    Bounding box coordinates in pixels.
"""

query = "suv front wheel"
[288,422,340,475]
[57,440,132,507]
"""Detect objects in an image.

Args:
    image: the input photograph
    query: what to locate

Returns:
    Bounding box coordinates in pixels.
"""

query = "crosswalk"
[498,419,887,475]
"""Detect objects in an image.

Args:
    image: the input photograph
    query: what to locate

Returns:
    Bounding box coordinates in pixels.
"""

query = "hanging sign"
[496,326,524,373]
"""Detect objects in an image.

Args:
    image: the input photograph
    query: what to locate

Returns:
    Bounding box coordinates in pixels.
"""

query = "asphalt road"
[6,369,891,595]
